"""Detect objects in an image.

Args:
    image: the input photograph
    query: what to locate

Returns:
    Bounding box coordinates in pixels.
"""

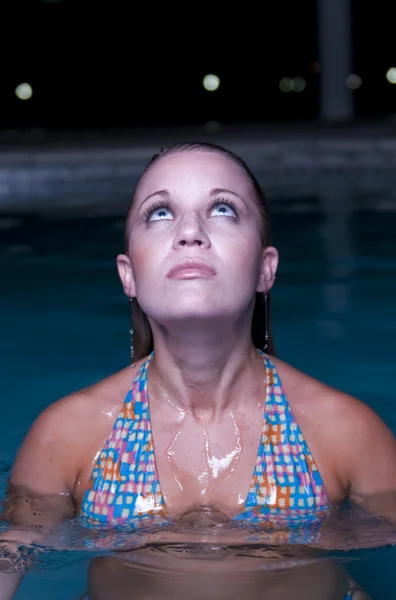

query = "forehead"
[135,151,251,201]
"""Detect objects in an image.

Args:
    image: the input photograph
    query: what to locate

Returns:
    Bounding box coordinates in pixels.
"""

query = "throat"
[147,344,264,420]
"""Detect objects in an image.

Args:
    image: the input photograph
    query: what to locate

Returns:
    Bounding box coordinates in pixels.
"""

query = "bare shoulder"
[11,360,145,493]
[5,360,147,527]
[270,354,396,493]
[20,366,131,446]
[271,354,391,434]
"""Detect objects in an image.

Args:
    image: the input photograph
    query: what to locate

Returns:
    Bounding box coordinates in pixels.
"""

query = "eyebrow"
[138,189,171,212]
[139,187,246,211]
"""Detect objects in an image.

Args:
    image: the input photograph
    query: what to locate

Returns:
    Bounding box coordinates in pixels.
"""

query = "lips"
[166,258,217,279]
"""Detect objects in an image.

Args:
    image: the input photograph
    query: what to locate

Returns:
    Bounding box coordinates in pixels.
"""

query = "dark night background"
[0,0,395,133]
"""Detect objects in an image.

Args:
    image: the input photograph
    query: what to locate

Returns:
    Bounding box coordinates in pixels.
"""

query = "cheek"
[129,236,167,292]
[130,246,152,281]
[221,229,262,275]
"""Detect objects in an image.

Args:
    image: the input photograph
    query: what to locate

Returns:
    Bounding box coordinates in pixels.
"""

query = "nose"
[172,214,210,249]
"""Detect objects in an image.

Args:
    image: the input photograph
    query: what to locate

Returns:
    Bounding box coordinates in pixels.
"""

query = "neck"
[146,321,265,422]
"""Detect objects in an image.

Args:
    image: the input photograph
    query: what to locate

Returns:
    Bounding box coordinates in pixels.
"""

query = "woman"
[3,141,394,598]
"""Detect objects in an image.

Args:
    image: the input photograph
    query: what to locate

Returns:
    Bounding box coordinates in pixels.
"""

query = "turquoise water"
[1,187,396,598]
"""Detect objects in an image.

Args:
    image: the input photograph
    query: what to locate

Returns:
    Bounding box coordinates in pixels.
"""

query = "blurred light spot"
[293,77,306,92]
[15,83,33,100]
[279,77,306,92]
[386,68,396,84]
[279,77,293,92]
[203,74,220,92]
[346,73,362,90]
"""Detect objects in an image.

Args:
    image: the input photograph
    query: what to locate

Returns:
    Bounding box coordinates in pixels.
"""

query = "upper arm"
[3,397,83,528]
[338,396,396,516]
[0,395,90,596]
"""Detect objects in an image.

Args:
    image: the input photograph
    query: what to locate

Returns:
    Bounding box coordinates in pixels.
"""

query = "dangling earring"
[263,293,269,352]
[129,298,136,367]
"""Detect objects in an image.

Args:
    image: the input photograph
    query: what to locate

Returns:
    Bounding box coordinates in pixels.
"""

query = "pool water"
[1,184,396,598]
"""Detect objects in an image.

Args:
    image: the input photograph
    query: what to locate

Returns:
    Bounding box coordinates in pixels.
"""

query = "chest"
[77,390,339,526]
[150,411,264,516]
[76,403,266,519]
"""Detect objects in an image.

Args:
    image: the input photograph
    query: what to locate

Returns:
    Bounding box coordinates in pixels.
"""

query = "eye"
[210,198,239,218]
[145,202,173,222]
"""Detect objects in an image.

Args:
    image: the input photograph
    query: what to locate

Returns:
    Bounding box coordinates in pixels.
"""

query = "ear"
[256,246,279,293]
[116,254,136,298]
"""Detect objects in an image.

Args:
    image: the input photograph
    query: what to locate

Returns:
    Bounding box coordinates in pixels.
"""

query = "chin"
[161,306,238,329]
[141,292,246,326]
[161,308,223,324]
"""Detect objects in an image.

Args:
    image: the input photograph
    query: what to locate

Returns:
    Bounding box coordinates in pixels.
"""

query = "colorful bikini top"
[80,351,331,535]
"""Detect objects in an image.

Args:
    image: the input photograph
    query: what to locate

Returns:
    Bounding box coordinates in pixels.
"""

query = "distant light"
[15,83,33,100]
[279,77,306,93]
[203,74,220,92]
[293,77,306,92]
[346,73,362,90]
[386,68,396,84]
[279,77,293,92]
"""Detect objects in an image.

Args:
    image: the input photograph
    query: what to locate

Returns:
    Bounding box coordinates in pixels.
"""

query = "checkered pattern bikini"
[80,350,331,533]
